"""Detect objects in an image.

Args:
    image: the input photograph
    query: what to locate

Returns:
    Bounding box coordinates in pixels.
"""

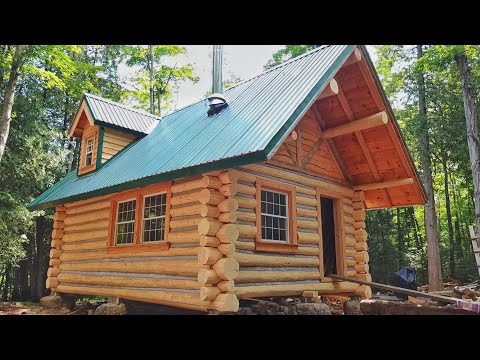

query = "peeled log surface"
[65,201,110,215]
[56,205,67,212]
[235,270,321,283]
[63,210,110,225]
[355,242,368,251]
[234,170,256,183]
[65,220,109,232]
[346,236,356,247]
[218,243,235,256]
[345,226,355,235]
[236,183,256,196]
[60,259,208,277]
[168,230,199,244]
[297,220,318,230]
[236,211,256,223]
[298,232,320,244]
[346,249,356,258]
[170,190,202,206]
[171,175,222,193]
[354,229,368,242]
[46,277,59,289]
[53,221,66,229]
[343,206,354,215]
[170,217,203,229]
[296,196,317,207]
[234,281,360,298]
[170,204,218,218]
[317,78,338,100]
[198,269,221,285]
[51,239,64,249]
[217,280,234,292]
[218,212,237,223]
[216,224,239,243]
[356,273,372,282]
[201,175,223,190]
[198,247,223,265]
[323,112,388,139]
[219,171,239,184]
[62,240,106,251]
[63,229,108,243]
[355,251,369,263]
[198,218,223,236]
[50,249,62,259]
[53,212,66,222]
[236,224,257,238]
[47,267,60,277]
[199,189,225,206]
[213,258,239,280]
[49,259,61,266]
[352,201,364,210]
[56,284,239,313]
[347,270,357,277]
[219,183,238,197]
[52,229,65,239]
[353,209,366,222]
[354,285,372,299]
[233,253,319,267]
[297,207,317,218]
[218,198,239,213]
[353,221,366,230]
[59,247,199,262]
[234,197,257,210]
[354,263,369,273]
[352,191,365,202]
[200,235,221,247]
[200,286,221,301]
[57,272,201,290]
[65,194,111,209]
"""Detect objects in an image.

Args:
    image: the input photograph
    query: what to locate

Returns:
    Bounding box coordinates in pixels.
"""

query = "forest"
[0,45,479,302]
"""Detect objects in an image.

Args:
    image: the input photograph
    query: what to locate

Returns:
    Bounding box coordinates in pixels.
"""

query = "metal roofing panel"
[29,45,354,210]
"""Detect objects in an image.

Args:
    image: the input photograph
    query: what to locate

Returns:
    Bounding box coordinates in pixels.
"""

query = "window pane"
[142,194,167,243]
[260,189,289,243]
[115,200,136,245]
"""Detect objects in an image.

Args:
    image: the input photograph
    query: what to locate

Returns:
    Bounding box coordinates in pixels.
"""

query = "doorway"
[321,197,337,276]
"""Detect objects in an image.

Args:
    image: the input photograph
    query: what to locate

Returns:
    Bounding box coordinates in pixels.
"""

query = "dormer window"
[85,138,94,166]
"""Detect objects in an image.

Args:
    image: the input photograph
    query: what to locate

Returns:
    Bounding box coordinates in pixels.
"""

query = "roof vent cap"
[207,93,228,116]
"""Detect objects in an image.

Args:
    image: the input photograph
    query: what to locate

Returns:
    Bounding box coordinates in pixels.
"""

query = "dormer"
[69,93,160,176]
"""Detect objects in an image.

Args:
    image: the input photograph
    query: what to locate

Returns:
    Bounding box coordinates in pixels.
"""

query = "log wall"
[101,128,136,163]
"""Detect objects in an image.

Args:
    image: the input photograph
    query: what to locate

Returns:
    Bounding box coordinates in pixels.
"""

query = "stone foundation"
[235,297,332,315]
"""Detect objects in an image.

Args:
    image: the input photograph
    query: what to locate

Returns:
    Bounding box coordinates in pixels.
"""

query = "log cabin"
[28,45,426,313]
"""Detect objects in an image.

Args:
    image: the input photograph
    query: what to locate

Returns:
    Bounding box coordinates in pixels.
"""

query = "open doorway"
[321,197,337,276]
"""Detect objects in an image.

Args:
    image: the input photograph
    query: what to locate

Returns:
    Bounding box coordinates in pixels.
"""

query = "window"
[142,193,167,243]
[108,182,171,253]
[255,178,297,253]
[85,137,94,166]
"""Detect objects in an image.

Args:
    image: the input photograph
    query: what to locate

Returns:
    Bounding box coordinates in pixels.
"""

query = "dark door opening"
[321,197,337,276]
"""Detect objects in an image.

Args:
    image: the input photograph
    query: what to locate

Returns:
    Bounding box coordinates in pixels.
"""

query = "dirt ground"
[0,301,91,315]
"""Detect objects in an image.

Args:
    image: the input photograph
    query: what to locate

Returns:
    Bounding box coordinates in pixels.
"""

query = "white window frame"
[85,137,94,166]
[260,189,289,243]
[115,198,137,246]
[141,191,167,243]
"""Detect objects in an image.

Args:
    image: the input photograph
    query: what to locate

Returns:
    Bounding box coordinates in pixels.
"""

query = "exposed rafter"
[318,79,339,100]
[354,178,414,191]
[282,143,296,164]
[341,47,362,68]
[296,127,302,166]
[323,111,388,138]
[301,137,326,168]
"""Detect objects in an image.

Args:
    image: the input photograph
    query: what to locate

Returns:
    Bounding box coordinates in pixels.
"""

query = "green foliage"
[264,45,320,70]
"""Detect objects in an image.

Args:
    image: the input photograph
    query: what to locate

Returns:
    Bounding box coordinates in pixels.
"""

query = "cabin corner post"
[46,205,66,291]
[351,191,372,299]
[194,170,240,313]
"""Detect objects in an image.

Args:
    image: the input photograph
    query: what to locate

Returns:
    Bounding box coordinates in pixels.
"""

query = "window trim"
[255,177,298,254]
[78,126,99,176]
[114,197,137,246]
[85,137,94,166]
[141,191,167,244]
[108,182,172,253]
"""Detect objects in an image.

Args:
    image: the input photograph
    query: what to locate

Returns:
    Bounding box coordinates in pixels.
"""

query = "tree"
[265,45,320,70]
[0,45,25,164]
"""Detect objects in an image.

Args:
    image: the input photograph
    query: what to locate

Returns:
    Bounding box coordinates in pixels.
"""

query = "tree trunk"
[397,207,405,264]
[454,220,464,258]
[454,46,480,237]
[0,45,25,164]
[416,45,443,291]
[2,265,11,300]
[149,45,154,114]
[442,156,455,276]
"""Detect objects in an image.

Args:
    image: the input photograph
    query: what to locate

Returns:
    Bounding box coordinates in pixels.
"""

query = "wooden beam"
[296,127,302,166]
[301,137,325,167]
[329,275,457,304]
[353,178,414,191]
[282,143,296,164]
[342,47,362,67]
[335,82,392,207]
[310,102,352,183]
[323,111,388,138]
[283,130,298,144]
[317,79,338,100]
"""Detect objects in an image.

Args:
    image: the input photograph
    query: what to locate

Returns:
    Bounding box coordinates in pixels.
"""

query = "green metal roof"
[29,45,354,210]
[83,93,160,135]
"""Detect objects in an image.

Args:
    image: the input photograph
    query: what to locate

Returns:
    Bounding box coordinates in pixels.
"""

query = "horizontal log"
[356,273,372,282]
[64,220,109,232]
[297,232,320,244]
[236,224,257,238]
[61,240,106,251]
[218,243,235,256]
[233,253,319,267]
[53,221,66,229]
[51,239,64,249]
[323,112,388,139]
[219,171,239,184]
[233,170,256,183]
[234,281,360,298]
[355,242,368,251]
[198,247,223,265]
[63,210,110,226]
[198,218,223,236]
[347,269,357,277]
[354,285,372,299]
[353,221,366,230]
[297,207,317,218]
[216,224,239,243]
[200,236,221,247]
[236,183,256,196]
[354,228,368,242]
[200,286,221,301]
[353,178,414,191]
[60,259,207,276]
[50,249,62,259]
[65,194,111,209]
[234,197,257,210]
[57,272,201,290]
[352,201,364,210]
[63,229,108,243]
[352,191,365,202]
[346,249,356,258]
[297,220,317,230]
[235,270,321,283]
[65,201,110,215]
[296,196,317,207]
[170,189,203,206]
[170,204,213,217]
[169,217,203,229]
[59,247,199,262]
[47,267,60,278]
[217,198,239,213]
[345,226,354,235]
[52,229,65,239]
[218,212,237,223]
[171,176,208,193]
[56,284,239,313]
[49,258,61,266]
[353,209,366,222]
[217,280,234,293]
[235,211,256,223]
[345,216,354,225]
[219,183,237,197]
[199,189,225,206]
[346,259,356,266]
[354,263,369,273]
[56,205,67,212]
[53,212,66,222]
[213,258,239,280]
[355,251,369,263]
[168,230,199,243]
[302,290,319,298]
[203,170,224,177]
[46,277,59,289]
[346,236,356,247]
[198,269,221,285]
[343,205,354,215]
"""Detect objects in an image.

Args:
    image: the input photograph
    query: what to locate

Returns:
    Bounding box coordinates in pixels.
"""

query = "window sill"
[255,240,299,254]
[107,242,170,253]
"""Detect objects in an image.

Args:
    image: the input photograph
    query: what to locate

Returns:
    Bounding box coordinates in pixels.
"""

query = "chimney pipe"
[208,45,228,116]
